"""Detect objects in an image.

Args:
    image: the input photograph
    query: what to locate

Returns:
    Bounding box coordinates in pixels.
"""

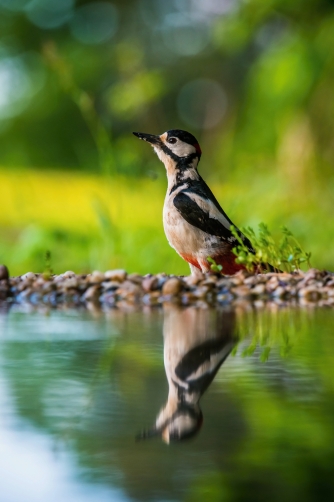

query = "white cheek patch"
[171,140,196,157]
[154,146,167,163]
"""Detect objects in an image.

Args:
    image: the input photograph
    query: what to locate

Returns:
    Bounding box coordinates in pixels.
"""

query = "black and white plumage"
[133,129,254,276]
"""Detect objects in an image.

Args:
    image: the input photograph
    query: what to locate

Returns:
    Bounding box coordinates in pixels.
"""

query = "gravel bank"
[0,265,333,309]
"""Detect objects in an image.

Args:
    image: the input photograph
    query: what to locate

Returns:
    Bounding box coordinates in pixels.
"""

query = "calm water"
[0,303,333,502]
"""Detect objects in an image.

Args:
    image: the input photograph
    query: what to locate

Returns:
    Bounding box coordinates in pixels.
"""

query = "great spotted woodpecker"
[133,129,255,276]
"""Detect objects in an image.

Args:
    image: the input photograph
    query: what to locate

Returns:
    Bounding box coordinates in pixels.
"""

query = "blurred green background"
[0,0,333,276]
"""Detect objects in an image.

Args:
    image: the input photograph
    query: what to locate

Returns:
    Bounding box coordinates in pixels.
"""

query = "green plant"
[230,223,312,273]
[43,250,53,279]
[207,256,223,273]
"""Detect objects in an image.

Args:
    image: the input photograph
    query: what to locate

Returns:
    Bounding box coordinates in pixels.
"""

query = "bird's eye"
[168,137,177,144]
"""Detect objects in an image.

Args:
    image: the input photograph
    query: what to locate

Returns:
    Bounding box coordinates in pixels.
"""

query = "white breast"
[163,188,224,259]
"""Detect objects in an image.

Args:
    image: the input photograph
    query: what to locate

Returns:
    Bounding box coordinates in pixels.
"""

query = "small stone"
[272,286,288,299]
[33,277,47,287]
[17,280,32,292]
[244,275,259,286]
[183,273,204,287]
[216,277,233,288]
[251,284,266,296]
[41,282,54,294]
[17,287,33,301]
[117,281,142,302]
[62,271,76,279]
[127,273,143,285]
[142,276,159,292]
[217,292,234,304]
[102,280,121,291]
[142,291,160,305]
[193,286,210,299]
[162,278,183,296]
[61,278,79,290]
[0,265,9,281]
[266,276,279,292]
[298,287,322,302]
[83,285,101,302]
[181,292,197,305]
[202,277,217,287]
[21,272,36,281]
[230,275,244,286]
[88,271,105,283]
[105,269,127,282]
[232,285,251,298]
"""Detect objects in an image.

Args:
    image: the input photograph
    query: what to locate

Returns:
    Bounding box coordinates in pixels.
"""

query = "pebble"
[83,285,101,302]
[105,269,127,282]
[162,278,183,296]
[251,283,266,296]
[142,276,159,292]
[88,271,106,283]
[21,272,36,281]
[62,271,76,279]
[0,265,332,309]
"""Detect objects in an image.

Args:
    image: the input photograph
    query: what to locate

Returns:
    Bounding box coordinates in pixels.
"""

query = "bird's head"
[133,129,202,177]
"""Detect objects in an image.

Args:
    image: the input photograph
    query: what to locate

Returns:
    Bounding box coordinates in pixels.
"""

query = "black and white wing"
[173,184,254,252]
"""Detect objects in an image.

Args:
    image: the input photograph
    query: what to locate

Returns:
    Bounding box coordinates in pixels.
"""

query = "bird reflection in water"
[137,305,237,444]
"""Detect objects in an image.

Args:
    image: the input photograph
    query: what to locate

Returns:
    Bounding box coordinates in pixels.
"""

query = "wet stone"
[21,272,36,281]
[105,269,127,282]
[232,286,252,298]
[127,273,143,285]
[83,285,101,302]
[62,271,76,279]
[251,284,266,296]
[142,276,160,292]
[0,268,332,309]
[88,271,106,283]
[102,280,121,291]
[183,273,204,287]
[162,278,183,296]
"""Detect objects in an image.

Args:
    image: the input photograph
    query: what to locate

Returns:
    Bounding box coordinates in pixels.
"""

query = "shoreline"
[0,266,333,309]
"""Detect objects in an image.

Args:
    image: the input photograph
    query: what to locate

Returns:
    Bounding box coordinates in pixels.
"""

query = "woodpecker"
[133,129,256,276]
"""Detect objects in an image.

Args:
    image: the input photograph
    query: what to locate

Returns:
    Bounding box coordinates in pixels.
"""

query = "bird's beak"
[135,426,161,442]
[133,132,162,146]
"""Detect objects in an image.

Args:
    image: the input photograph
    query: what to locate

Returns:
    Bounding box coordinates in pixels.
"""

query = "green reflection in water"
[0,305,333,502]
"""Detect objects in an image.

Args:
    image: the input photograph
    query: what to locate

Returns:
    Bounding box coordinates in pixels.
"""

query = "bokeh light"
[177,78,227,129]
[0,0,30,11]
[0,54,45,119]
[25,0,74,30]
[70,2,118,45]
[161,14,210,56]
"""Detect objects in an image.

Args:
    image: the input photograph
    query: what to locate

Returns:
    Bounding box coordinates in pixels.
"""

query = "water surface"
[0,304,333,502]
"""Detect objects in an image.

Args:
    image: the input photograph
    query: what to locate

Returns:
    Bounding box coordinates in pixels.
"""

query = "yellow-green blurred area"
[0,0,334,275]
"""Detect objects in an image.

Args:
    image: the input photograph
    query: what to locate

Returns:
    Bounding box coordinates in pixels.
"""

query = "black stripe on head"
[160,144,199,168]
[159,142,180,162]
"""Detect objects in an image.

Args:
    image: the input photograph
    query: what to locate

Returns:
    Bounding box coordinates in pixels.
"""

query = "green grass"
[230,223,312,273]
[0,168,333,276]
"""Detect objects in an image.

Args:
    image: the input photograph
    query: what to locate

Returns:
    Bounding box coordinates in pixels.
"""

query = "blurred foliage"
[0,0,334,273]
